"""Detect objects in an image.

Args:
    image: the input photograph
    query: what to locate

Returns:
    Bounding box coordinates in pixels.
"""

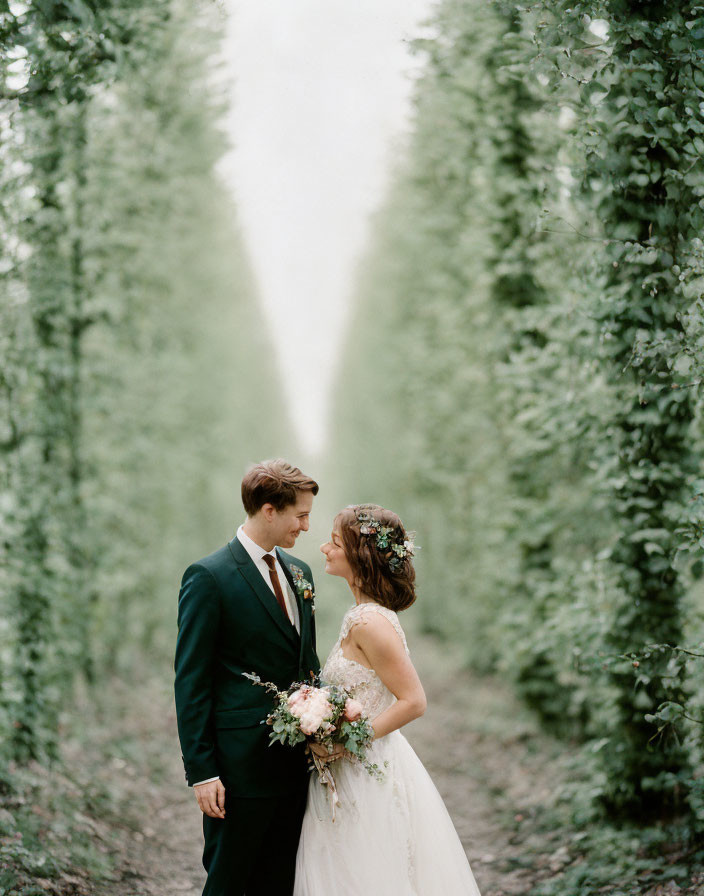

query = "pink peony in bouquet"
[243,673,381,817]
[287,684,364,734]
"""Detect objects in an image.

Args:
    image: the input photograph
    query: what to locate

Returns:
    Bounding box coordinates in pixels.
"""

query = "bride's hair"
[334,504,417,612]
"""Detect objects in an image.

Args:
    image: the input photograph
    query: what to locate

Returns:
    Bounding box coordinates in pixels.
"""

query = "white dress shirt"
[235,525,300,634]
[193,526,300,788]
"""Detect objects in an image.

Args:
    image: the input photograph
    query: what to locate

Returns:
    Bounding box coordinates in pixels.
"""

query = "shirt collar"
[237,524,276,565]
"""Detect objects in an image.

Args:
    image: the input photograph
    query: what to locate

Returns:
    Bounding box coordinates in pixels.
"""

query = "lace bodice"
[322,603,409,721]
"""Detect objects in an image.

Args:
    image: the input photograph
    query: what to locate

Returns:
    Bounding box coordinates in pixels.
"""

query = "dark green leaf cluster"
[338,717,383,778]
[268,707,309,748]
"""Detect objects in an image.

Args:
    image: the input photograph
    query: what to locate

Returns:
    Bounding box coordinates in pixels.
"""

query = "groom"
[174,459,321,896]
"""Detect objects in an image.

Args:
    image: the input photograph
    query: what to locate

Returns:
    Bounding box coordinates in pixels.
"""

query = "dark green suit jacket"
[174,536,320,797]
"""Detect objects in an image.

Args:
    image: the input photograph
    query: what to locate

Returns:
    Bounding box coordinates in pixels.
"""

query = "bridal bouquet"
[243,673,381,817]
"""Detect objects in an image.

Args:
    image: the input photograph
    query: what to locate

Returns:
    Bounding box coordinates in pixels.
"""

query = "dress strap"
[341,603,409,654]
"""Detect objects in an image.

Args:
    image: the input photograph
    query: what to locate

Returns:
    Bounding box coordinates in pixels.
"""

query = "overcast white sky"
[218,0,434,456]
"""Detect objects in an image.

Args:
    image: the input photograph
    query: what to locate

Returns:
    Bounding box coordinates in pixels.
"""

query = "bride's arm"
[350,614,427,739]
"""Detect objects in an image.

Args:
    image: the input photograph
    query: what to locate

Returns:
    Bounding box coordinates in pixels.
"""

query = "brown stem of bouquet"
[308,749,340,822]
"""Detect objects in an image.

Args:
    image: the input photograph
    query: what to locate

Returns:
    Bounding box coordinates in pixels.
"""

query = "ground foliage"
[331,0,704,888]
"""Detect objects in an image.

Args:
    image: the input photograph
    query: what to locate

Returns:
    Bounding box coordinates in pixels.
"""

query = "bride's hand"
[308,741,347,763]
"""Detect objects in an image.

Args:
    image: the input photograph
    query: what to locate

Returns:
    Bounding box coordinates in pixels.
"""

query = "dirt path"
[89,634,560,896]
[84,692,207,896]
[408,637,564,896]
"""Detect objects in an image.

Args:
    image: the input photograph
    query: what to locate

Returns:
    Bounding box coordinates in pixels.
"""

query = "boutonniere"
[289,564,315,611]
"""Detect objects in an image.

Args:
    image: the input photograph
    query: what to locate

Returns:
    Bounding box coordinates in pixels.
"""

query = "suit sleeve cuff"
[192,776,221,787]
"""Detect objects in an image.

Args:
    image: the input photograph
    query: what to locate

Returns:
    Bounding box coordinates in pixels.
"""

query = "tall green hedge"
[0,0,287,766]
[331,0,704,827]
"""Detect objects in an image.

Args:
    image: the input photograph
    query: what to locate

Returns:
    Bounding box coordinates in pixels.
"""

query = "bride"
[294,504,481,895]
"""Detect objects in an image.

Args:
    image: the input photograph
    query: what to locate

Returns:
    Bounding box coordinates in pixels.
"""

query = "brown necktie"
[262,554,291,623]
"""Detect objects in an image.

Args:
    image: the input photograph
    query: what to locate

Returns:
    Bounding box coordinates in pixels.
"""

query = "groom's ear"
[260,503,277,522]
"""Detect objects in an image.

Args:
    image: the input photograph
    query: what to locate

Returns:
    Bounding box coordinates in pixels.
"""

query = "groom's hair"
[241,459,319,516]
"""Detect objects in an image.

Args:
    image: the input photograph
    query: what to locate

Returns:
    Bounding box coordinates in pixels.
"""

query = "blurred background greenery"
[2,0,704,893]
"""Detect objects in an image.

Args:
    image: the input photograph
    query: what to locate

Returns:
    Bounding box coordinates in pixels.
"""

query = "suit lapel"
[277,549,313,669]
[227,537,298,646]
[277,551,303,619]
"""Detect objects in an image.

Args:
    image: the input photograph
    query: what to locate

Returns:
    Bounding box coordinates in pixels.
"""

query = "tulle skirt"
[294,730,481,895]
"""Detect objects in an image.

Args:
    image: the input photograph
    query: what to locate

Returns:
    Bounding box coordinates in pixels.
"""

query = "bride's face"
[321,530,354,580]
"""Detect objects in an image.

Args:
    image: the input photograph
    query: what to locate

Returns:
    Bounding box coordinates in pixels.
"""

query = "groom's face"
[268,490,314,549]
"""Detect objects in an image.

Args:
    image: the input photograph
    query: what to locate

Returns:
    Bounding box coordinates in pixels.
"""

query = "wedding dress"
[294,602,482,895]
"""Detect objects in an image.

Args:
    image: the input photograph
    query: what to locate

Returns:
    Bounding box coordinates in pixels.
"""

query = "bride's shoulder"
[345,601,396,624]
[344,602,408,652]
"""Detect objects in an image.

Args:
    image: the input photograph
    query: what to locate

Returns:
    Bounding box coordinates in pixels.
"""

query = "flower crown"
[353,507,418,573]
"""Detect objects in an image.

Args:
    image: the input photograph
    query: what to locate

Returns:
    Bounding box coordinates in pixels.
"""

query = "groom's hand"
[194,779,226,819]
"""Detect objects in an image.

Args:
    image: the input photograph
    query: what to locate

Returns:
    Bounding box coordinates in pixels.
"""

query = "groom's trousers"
[201,781,308,896]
